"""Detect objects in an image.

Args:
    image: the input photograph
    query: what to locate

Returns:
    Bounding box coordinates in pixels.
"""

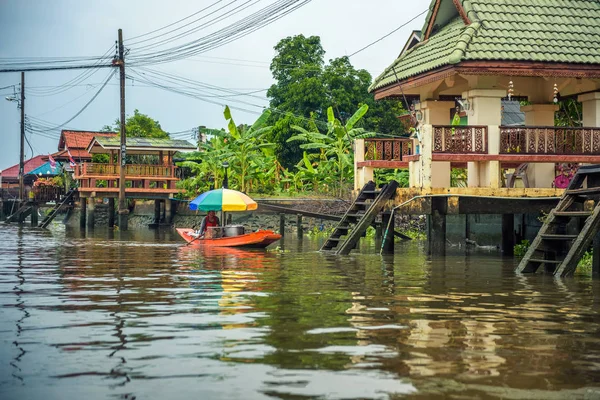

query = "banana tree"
[289,104,375,196]
[223,106,274,192]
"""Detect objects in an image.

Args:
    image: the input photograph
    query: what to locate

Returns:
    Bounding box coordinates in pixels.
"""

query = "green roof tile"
[371,0,600,92]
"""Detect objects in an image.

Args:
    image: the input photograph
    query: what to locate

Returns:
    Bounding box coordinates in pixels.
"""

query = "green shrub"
[514,240,530,257]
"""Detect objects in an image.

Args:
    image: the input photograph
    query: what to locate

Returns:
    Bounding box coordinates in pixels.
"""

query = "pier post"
[279,213,285,236]
[80,198,87,229]
[108,198,115,228]
[502,214,515,256]
[375,222,383,240]
[154,200,161,225]
[118,210,129,231]
[31,203,38,227]
[296,214,303,237]
[87,198,95,229]
[0,199,4,221]
[165,199,173,224]
[381,211,394,254]
[428,197,447,256]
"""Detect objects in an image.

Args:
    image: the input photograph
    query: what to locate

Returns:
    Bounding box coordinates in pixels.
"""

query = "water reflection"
[0,227,599,399]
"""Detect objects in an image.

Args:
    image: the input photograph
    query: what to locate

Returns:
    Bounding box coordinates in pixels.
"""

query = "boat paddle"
[186,233,204,246]
[185,223,203,246]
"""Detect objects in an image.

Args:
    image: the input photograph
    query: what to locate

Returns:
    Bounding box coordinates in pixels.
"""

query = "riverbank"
[52,198,426,235]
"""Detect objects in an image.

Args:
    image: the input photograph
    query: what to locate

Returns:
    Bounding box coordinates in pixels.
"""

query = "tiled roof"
[1,155,47,179]
[59,130,117,150]
[51,149,94,160]
[371,0,600,92]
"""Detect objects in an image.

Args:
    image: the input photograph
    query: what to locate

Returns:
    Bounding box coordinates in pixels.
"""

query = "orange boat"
[176,228,281,248]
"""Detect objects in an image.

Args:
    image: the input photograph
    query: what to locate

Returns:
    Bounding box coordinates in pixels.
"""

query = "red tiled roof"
[51,149,93,161]
[1,155,47,180]
[58,130,117,151]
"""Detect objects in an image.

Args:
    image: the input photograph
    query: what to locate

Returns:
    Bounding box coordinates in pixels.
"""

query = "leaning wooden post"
[31,202,38,227]
[428,197,447,256]
[502,214,515,256]
[279,213,285,236]
[381,211,394,254]
[593,231,600,279]
[296,214,303,237]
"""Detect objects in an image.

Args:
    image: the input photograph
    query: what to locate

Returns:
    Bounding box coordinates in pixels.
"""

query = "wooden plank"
[566,187,600,196]
[553,211,592,217]
[529,258,562,264]
[541,234,578,240]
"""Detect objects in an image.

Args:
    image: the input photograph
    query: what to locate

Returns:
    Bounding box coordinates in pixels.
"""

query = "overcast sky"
[0,0,427,169]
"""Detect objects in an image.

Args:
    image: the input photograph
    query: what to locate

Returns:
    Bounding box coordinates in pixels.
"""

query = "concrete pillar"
[31,203,38,227]
[108,198,115,228]
[416,100,455,189]
[578,92,600,127]
[462,89,505,188]
[354,139,365,190]
[86,198,95,229]
[521,104,559,188]
[381,211,394,254]
[80,198,86,229]
[501,214,515,256]
[428,197,447,256]
[165,199,172,224]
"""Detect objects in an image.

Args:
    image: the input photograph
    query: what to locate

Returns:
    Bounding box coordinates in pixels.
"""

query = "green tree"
[105,109,169,138]
[267,35,407,169]
[289,104,375,196]
[223,106,274,193]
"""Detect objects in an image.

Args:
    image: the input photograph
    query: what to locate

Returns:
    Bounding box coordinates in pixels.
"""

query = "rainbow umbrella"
[189,188,258,212]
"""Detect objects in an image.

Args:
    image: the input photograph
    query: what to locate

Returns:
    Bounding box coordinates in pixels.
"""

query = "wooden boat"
[176,228,281,248]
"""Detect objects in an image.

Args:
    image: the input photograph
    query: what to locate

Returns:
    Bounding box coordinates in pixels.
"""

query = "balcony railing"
[77,163,175,178]
[500,126,600,155]
[364,138,413,161]
[433,125,488,154]
[32,186,65,203]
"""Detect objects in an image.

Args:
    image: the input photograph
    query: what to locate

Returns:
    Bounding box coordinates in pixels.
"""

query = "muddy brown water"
[1,225,600,399]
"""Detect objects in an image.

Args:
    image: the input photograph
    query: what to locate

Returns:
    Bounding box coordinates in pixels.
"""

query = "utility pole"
[117,29,128,230]
[19,72,25,209]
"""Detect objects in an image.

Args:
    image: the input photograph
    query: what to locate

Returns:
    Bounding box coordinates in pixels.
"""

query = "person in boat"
[193,210,220,238]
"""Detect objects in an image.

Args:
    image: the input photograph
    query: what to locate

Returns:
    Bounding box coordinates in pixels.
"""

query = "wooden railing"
[77,163,175,178]
[433,125,488,154]
[32,186,65,203]
[364,138,413,161]
[500,126,600,155]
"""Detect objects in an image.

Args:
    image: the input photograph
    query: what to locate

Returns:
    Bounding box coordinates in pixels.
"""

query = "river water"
[1,225,600,400]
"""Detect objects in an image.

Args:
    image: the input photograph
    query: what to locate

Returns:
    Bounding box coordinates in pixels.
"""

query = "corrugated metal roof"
[371,0,600,92]
[91,136,196,150]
